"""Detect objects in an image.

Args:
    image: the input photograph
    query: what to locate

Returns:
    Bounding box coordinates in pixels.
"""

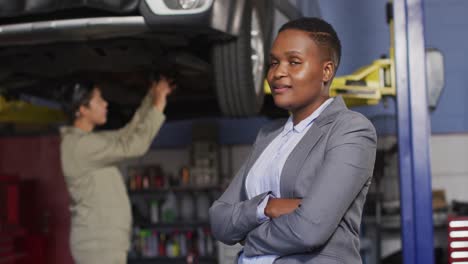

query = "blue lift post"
[393,0,434,264]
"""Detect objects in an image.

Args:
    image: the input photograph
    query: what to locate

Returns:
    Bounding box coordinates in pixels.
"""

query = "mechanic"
[60,76,174,264]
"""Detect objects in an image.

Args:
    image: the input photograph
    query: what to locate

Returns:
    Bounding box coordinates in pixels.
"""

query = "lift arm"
[0,96,65,125]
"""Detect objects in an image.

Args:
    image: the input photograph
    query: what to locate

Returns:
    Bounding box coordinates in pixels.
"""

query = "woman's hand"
[151,76,176,112]
[265,198,301,219]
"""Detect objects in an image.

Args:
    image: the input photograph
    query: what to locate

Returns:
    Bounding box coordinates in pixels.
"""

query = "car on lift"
[0,0,301,123]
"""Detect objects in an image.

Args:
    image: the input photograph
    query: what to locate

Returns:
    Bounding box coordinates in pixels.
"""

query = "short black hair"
[61,80,95,122]
[279,17,342,73]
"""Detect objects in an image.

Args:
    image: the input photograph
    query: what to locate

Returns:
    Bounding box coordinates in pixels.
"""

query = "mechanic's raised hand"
[151,76,175,112]
[265,198,302,219]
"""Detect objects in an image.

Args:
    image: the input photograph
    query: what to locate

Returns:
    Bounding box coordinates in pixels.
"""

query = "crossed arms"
[209,116,376,257]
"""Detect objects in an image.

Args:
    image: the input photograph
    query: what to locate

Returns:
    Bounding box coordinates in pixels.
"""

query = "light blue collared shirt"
[239,98,334,264]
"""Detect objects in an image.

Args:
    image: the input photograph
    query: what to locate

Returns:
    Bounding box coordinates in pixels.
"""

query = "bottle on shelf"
[147,230,158,257]
[158,232,167,257]
[128,167,137,191]
[180,193,195,222]
[205,228,215,256]
[161,191,177,223]
[149,199,159,224]
[154,165,165,189]
[186,231,199,262]
[139,229,150,257]
[181,166,190,186]
[166,231,181,258]
[178,230,188,256]
[197,227,206,257]
[135,170,143,190]
[195,192,210,222]
[142,173,150,189]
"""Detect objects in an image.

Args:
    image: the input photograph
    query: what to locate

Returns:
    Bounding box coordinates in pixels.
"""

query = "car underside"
[0,0,298,126]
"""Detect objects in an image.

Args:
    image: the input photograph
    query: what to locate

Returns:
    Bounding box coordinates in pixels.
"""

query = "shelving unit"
[128,183,220,263]
[128,187,219,263]
[124,121,227,263]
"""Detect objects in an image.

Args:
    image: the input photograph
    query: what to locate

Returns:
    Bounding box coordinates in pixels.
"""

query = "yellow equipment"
[329,17,397,107]
[328,57,395,107]
[0,96,66,125]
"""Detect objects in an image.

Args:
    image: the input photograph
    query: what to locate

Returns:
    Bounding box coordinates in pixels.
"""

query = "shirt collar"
[281,97,334,135]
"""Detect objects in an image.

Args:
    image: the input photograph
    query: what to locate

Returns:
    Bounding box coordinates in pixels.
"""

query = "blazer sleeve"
[243,114,377,257]
[209,127,274,246]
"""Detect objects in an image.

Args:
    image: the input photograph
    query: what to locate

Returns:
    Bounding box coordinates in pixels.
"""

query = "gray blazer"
[209,96,377,264]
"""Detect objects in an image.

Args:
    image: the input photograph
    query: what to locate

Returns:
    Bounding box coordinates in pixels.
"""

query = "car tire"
[213,0,273,117]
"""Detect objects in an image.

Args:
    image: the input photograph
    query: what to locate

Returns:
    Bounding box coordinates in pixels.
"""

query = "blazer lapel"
[279,96,347,197]
[279,124,324,197]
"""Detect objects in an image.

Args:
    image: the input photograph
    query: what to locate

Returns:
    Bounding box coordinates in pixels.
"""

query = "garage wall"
[430,134,468,202]
[375,135,468,204]
[314,0,391,78]
[425,0,468,133]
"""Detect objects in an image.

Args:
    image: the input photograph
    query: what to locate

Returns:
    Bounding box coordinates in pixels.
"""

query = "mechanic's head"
[63,80,108,127]
[268,17,341,117]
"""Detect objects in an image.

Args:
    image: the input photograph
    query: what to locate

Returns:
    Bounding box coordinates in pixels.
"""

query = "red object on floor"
[448,215,468,264]
[0,175,26,264]
[1,175,19,227]
[0,136,73,264]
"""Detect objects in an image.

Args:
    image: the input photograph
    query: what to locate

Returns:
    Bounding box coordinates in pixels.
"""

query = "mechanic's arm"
[75,78,173,167]
[243,117,377,257]
[111,77,173,138]
[113,89,153,137]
